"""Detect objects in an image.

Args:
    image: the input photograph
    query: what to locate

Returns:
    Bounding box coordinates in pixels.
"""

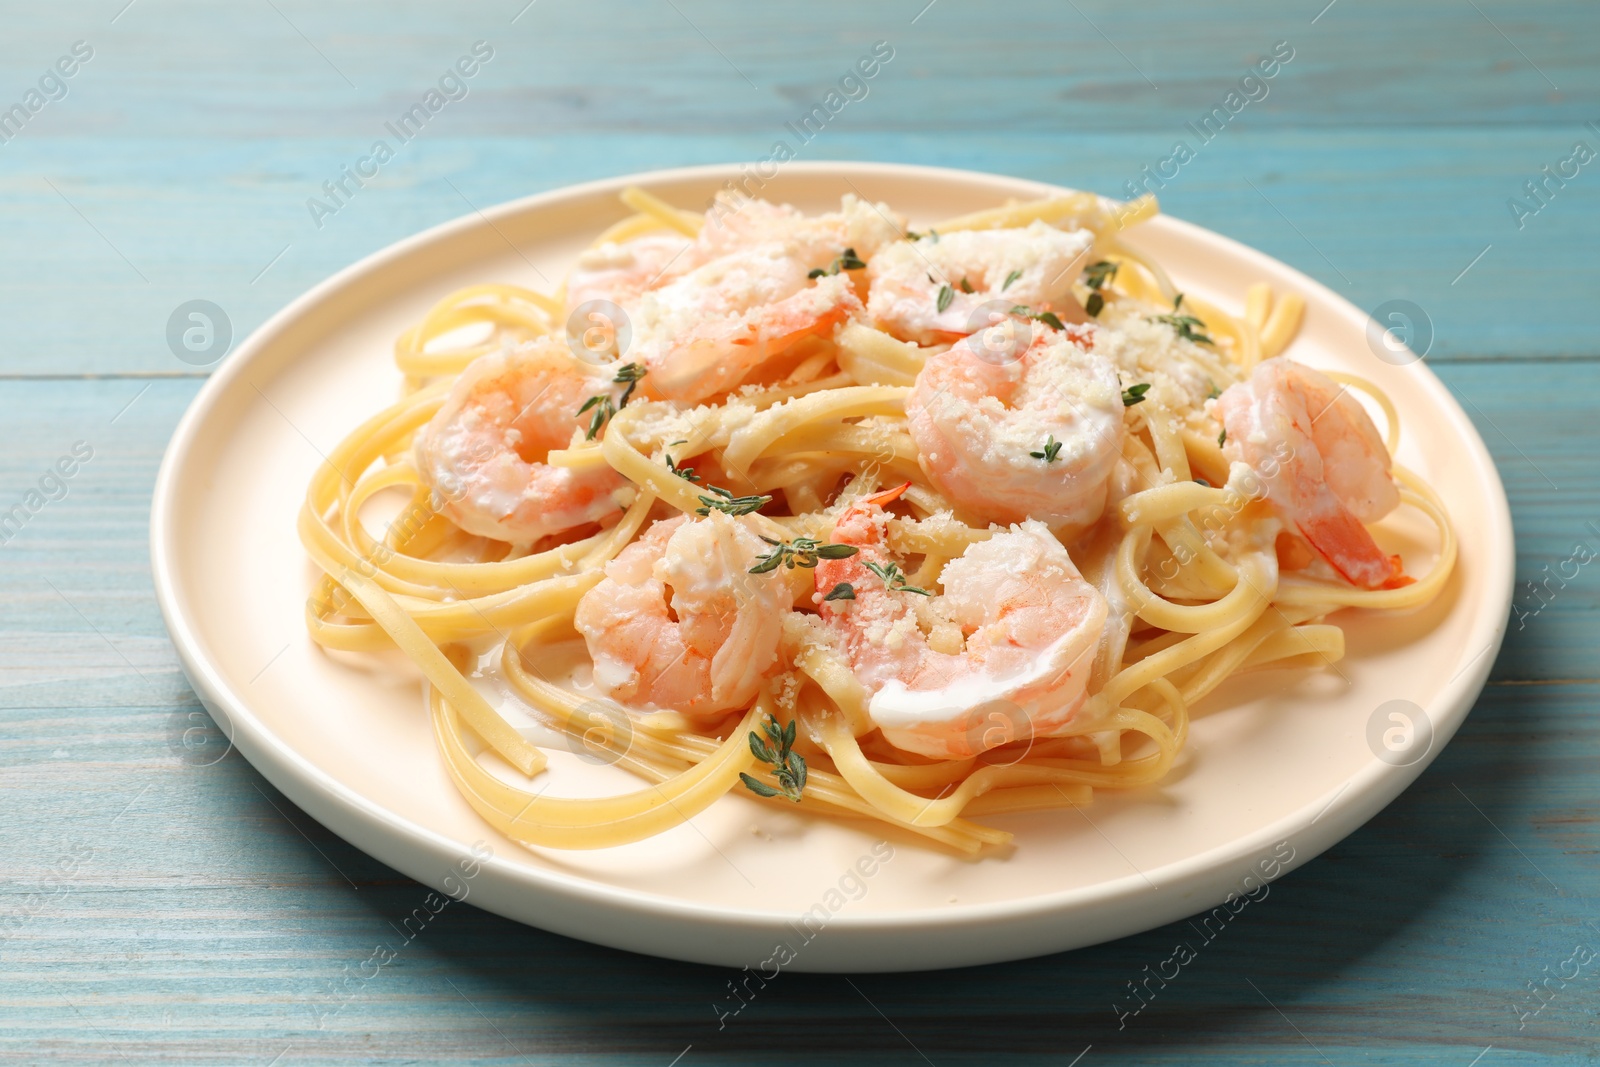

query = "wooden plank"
[0,379,188,710]
[1,679,1593,1062]
[0,0,1593,135]
[1,129,1598,377]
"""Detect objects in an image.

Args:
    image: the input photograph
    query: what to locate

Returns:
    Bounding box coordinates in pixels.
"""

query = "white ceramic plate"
[151,162,1512,972]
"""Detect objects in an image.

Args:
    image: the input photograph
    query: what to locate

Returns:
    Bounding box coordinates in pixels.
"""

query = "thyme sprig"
[665,454,699,482]
[748,536,858,575]
[740,715,807,802]
[662,438,700,479]
[1084,260,1119,290]
[612,361,647,404]
[1030,434,1064,463]
[575,395,615,440]
[807,247,867,279]
[1083,260,1119,317]
[663,439,700,481]
[863,559,931,596]
[695,484,771,517]
[575,362,648,440]
[1006,304,1067,331]
[1149,294,1215,345]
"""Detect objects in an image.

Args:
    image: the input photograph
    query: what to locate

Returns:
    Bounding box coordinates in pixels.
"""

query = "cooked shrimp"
[569,197,900,323]
[413,338,631,543]
[867,220,1095,345]
[632,253,864,403]
[575,511,788,715]
[814,485,1107,759]
[1216,358,1409,589]
[565,233,694,323]
[605,196,904,402]
[905,321,1125,531]
[699,192,905,265]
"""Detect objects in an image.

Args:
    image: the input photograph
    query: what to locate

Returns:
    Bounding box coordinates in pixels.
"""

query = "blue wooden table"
[3,1,1598,1062]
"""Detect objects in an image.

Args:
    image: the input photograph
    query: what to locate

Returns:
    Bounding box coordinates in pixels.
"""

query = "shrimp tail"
[1381,560,1415,590]
[862,481,912,508]
[1296,508,1411,590]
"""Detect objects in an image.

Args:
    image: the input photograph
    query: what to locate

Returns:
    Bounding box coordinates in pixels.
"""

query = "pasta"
[299,185,1455,857]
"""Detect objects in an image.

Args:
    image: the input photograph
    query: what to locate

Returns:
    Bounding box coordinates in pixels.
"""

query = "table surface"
[3,1,1598,1063]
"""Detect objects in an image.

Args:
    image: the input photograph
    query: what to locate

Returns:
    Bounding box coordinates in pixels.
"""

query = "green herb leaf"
[1149,311,1215,346]
[1032,310,1066,331]
[739,773,784,799]
[1085,292,1104,317]
[613,362,647,407]
[785,750,807,793]
[575,363,649,440]
[1218,428,1227,447]
[1146,293,1215,345]
[747,552,786,575]
[1205,380,1221,400]
[742,714,807,802]
[811,247,866,279]
[823,581,856,602]
[1083,260,1119,291]
[1122,382,1151,407]
[1002,269,1023,291]
[863,559,932,596]
[748,536,858,573]
[696,484,772,517]
[936,284,954,313]
[665,453,700,482]
[576,395,616,440]
[959,276,974,294]
[1029,435,1064,463]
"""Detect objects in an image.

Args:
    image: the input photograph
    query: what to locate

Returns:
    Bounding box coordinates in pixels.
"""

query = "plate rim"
[150,160,1514,968]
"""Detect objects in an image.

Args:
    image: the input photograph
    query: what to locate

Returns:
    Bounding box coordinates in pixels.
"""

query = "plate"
[151,162,1513,972]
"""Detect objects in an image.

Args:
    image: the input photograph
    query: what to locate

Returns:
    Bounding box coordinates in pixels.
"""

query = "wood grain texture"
[6,129,1600,374]
[1,1,1597,1064]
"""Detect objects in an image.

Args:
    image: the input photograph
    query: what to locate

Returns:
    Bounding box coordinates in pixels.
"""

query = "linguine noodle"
[298,187,1455,857]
